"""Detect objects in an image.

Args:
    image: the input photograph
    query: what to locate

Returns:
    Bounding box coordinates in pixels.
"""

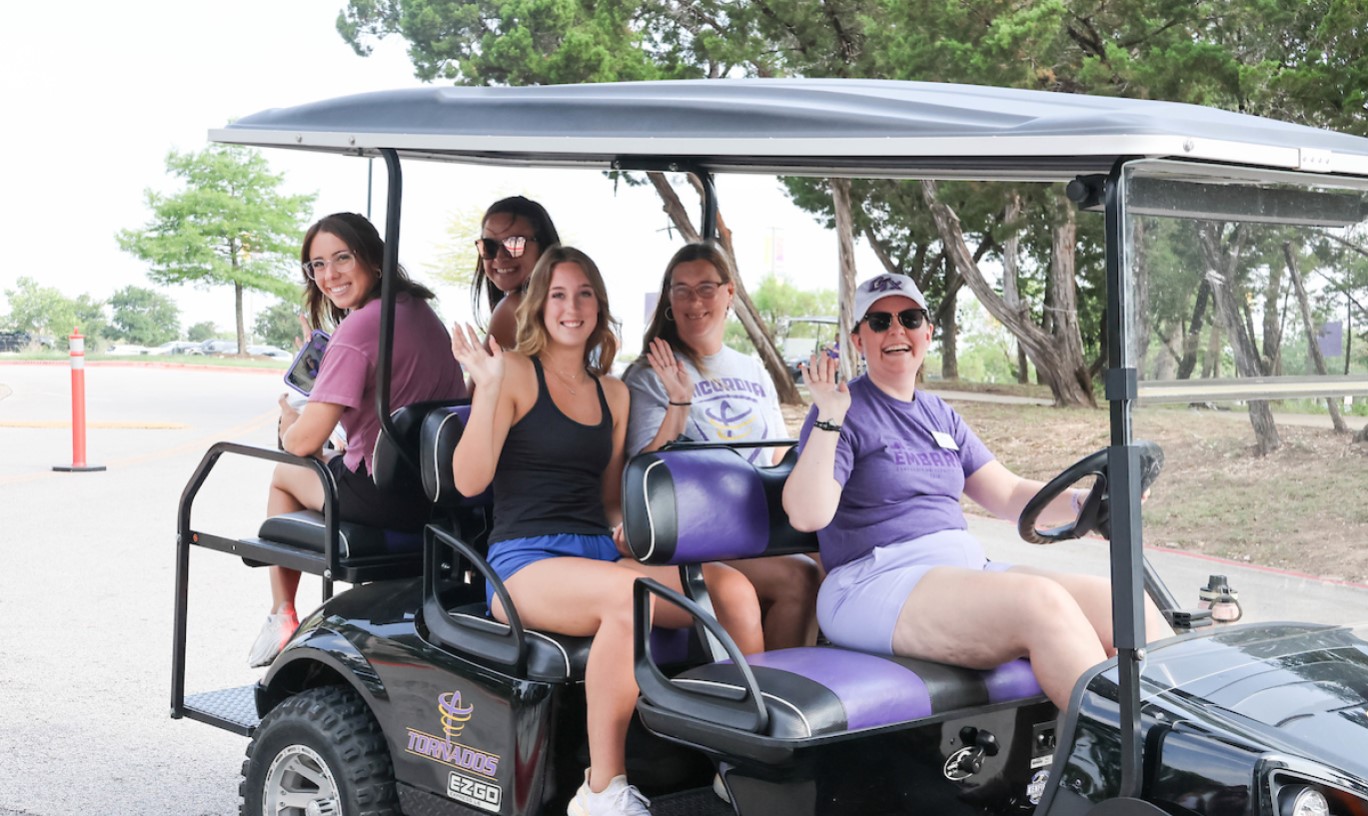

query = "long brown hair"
[300,212,435,330]
[514,245,619,377]
[470,196,560,324]
[639,241,737,371]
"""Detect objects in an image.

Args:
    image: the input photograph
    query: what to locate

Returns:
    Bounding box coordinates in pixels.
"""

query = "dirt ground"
[781,396,1368,583]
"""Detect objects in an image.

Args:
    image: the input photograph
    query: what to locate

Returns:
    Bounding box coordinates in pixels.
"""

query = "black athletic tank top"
[488,356,613,544]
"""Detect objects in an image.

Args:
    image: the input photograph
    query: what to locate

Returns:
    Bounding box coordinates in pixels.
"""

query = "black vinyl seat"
[234,400,468,585]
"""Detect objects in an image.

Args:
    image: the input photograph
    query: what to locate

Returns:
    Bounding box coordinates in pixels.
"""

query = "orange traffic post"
[53,327,106,473]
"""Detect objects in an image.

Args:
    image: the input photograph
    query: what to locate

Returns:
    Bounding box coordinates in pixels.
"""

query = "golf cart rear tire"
[240,685,399,816]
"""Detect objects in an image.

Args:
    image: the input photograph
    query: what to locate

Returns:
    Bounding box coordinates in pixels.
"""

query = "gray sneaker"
[567,770,651,816]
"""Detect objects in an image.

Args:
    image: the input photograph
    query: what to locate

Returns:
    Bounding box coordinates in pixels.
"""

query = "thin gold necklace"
[546,359,587,395]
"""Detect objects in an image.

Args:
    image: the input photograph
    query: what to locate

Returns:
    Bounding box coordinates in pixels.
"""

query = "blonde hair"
[514,245,620,376]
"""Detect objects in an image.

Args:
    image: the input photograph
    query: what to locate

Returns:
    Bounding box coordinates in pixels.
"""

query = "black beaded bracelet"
[669,400,693,407]
[813,419,843,432]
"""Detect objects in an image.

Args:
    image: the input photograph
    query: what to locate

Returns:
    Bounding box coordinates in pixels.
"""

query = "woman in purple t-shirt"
[247,213,466,668]
[782,272,1168,708]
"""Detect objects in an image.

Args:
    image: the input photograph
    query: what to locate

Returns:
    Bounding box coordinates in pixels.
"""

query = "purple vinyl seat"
[622,445,1044,747]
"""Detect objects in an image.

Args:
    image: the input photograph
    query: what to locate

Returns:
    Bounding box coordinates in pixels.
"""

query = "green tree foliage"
[109,286,180,346]
[117,144,314,357]
[253,299,305,350]
[335,0,1368,407]
[1,277,109,350]
[187,321,219,343]
[723,273,838,352]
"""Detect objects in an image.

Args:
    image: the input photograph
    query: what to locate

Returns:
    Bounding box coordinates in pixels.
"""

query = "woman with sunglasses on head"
[472,196,561,349]
[782,272,1169,710]
[248,212,467,667]
[624,242,821,651]
[450,246,763,816]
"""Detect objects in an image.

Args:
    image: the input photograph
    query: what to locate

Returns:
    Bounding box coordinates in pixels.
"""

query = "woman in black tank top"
[450,246,763,816]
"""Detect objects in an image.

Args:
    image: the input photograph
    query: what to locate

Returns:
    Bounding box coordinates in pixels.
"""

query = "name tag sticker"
[932,431,960,451]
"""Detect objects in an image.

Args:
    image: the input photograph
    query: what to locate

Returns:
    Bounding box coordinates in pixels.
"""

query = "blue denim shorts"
[485,533,619,608]
[817,529,1013,654]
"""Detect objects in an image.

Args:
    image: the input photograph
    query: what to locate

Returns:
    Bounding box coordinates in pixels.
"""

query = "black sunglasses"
[862,309,928,333]
[475,235,537,259]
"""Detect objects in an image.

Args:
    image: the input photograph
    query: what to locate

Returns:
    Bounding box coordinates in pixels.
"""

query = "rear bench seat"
[621,444,1045,763]
[236,399,459,584]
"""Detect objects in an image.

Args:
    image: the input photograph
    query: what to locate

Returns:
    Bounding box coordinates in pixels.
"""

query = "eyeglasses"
[475,236,537,260]
[669,281,726,302]
[301,252,356,281]
[862,309,929,333]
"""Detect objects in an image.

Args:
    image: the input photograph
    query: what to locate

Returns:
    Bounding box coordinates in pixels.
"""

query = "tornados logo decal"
[438,691,474,740]
[406,689,504,812]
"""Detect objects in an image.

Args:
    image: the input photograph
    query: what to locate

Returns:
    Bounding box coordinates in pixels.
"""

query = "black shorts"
[327,456,430,532]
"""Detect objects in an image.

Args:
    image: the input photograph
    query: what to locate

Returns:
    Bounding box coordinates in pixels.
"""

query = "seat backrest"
[419,404,493,508]
[621,444,816,565]
[372,399,470,494]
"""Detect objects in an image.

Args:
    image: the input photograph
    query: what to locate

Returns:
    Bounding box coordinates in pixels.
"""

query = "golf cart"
[775,316,840,381]
[172,80,1368,816]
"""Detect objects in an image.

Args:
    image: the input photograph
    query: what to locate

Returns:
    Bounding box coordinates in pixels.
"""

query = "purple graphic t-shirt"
[797,376,994,571]
[626,346,787,464]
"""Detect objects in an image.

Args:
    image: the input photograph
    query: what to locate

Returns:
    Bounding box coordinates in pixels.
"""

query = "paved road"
[1,362,294,816]
[1,362,1364,814]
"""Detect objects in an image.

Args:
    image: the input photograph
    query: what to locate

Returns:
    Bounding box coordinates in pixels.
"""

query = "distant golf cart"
[775,316,840,382]
[172,80,1368,816]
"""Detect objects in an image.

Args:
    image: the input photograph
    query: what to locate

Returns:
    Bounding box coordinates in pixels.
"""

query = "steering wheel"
[1016,441,1164,545]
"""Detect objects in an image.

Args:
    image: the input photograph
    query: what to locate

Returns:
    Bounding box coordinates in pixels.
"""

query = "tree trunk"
[940,278,959,380]
[1001,192,1029,384]
[1262,261,1284,375]
[1153,322,1180,381]
[1203,321,1222,379]
[920,180,1095,407]
[1283,242,1348,433]
[1048,203,1095,405]
[648,172,803,404]
[234,281,247,357]
[1176,280,1211,380]
[1199,224,1280,455]
[831,178,860,382]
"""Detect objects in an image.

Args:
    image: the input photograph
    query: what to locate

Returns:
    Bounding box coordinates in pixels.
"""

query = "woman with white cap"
[782,272,1168,708]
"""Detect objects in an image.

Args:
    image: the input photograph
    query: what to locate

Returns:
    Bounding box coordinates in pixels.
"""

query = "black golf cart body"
[172,79,1368,816]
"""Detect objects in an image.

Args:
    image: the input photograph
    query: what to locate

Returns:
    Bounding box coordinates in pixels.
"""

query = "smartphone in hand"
[284,330,330,396]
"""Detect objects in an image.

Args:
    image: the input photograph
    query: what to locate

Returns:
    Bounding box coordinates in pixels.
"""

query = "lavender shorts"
[817,529,1014,654]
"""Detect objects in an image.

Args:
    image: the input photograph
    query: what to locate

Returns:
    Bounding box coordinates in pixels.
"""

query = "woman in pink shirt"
[248,212,467,667]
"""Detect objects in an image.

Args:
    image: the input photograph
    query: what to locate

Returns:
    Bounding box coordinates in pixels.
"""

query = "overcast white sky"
[0,0,864,351]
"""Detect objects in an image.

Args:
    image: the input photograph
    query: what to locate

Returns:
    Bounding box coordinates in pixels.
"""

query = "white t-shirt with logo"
[625,346,789,464]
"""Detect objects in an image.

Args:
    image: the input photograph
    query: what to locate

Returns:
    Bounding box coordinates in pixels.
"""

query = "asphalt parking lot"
[0,362,298,815]
[2,361,1366,815]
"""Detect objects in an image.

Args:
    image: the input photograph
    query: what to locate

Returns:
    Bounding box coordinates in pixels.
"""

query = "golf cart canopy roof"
[211,78,1368,181]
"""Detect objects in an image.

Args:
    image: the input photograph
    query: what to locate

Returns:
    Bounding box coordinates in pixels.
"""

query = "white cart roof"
[212,79,1368,181]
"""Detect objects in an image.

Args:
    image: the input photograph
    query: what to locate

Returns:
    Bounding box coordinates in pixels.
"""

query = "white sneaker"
[247,609,298,668]
[567,770,651,816]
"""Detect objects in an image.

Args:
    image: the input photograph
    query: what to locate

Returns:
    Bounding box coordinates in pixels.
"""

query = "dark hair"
[300,212,435,330]
[471,196,561,324]
[638,242,737,371]
[514,245,620,377]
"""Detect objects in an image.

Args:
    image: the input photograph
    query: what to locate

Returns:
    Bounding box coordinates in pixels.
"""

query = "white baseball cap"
[854,273,928,323]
